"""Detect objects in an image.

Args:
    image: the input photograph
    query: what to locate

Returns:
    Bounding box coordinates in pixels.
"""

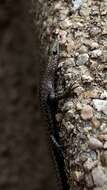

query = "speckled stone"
[84,159,98,172]
[90,49,102,58]
[90,42,99,50]
[88,137,103,149]
[90,27,101,37]
[76,53,89,65]
[92,166,107,186]
[100,91,107,99]
[93,99,107,115]
[98,134,107,141]
[81,105,93,120]
[78,45,88,53]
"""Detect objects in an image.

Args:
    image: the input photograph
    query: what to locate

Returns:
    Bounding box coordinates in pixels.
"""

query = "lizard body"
[39,40,69,190]
[40,40,60,143]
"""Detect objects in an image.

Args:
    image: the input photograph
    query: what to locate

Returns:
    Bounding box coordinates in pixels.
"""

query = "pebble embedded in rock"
[92,117,100,128]
[92,166,107,186]
[62,101,74,112]
[83,159,98,172]
[82,74,93,83]
[72,0,82,11]
[82,89,99,99]
[65,58,75,67]
[93,99,107,115]
[88,137,103,149]
[76,53,89,65]
[100,123,107,131]
[98,134,107,141]
[101,128,107,134]
[81,105,93,120]
[78,45,88,53]
[90,27,101,37]
[90,42,99,50]
[90,49,102,58]
[100,91,107,99]
[74,86,84,96]
[76,102,83,110]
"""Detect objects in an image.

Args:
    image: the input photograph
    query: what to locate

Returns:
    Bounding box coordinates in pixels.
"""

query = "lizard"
[39,39,70,190]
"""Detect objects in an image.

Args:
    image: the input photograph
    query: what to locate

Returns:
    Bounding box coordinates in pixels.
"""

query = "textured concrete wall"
[33,0,107,189]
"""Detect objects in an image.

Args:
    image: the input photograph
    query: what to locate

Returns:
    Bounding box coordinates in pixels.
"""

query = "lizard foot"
[56,81,80,100]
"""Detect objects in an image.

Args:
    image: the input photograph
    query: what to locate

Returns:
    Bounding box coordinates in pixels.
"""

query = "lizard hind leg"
[47,91,62,151]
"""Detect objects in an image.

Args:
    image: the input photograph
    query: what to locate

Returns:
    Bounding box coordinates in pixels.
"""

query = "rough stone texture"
[32,0,107,189]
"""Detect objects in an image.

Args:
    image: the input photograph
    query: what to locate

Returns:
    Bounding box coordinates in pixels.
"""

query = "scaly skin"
[39,40,69,190]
